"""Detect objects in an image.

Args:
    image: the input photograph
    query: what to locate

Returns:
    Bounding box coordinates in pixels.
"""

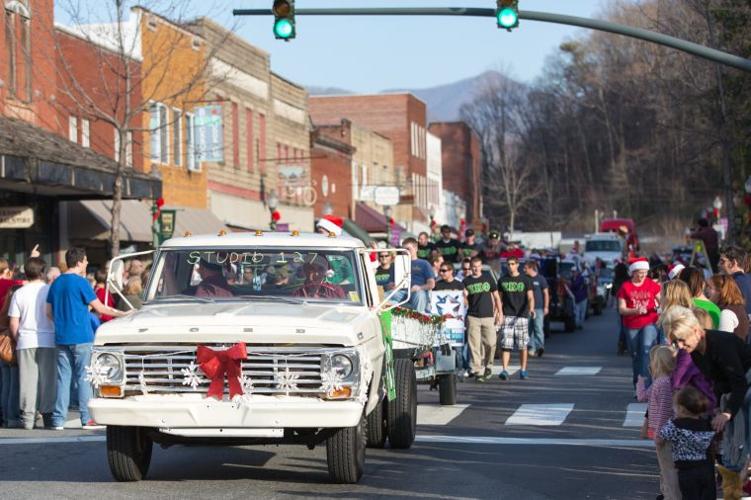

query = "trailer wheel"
[326,412,366,484]
[438,373,457,406]
[387,358,417,449]
[106,426,153,482]
[366,396,387,448]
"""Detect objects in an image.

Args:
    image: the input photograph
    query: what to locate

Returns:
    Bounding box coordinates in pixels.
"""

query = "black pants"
[678,463,715,500]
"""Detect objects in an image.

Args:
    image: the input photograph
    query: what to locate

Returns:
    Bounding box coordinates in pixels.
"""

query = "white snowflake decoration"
[85,359,110,388]
[356,349,372,405]
[181,361,204,390]
[320,369,345,393]
[276,367,300,394]
[138,371,149,395]
[233,375,255,409]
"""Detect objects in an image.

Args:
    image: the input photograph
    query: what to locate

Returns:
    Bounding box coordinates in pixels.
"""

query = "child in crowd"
[659,386,716,500]
[637,345,680,500]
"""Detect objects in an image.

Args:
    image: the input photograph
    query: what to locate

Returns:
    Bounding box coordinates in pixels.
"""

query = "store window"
[4,1,31,102]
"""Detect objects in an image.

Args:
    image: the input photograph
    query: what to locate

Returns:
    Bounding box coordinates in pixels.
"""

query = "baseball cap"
[489,231,500,240]
[465,229,475,238]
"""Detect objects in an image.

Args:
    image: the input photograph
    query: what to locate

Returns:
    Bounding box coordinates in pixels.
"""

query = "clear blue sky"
[226,0,608,91]
[58,1,610,91]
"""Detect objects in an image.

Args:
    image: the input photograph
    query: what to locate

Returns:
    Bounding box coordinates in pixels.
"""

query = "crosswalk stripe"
[490,364,520,376]
[505,404,574,426]
[555,366,602,376]
[623,403,648,427]
[417,435,654,448]
[417,404,470,425]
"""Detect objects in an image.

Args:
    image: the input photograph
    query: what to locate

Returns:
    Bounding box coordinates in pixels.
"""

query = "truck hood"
[95,301,375,346]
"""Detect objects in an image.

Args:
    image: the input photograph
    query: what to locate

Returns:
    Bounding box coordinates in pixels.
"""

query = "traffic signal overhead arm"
[232,7,751,73]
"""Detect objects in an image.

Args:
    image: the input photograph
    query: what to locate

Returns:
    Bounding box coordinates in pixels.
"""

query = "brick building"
[428,122,483,227]
[184,18,313,231]
[310,93,429,231]
[310,127,355,219]
[0,0,160,264]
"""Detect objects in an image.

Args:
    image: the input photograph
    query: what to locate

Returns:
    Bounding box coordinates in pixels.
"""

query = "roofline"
[183,16,271,60]
[271,71,307,93]
[310,92,427,107]
[130,5,205,41]
[54,23,143,62]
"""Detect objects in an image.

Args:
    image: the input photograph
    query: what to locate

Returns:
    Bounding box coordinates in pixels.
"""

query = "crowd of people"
[615,245,751,500]
[0,247,143,430]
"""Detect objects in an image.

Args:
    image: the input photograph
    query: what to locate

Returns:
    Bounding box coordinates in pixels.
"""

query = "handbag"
[0,331,15,364]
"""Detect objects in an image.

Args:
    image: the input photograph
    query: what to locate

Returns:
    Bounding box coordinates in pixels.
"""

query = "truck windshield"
[147,248,363,305]
[585,241,621,252]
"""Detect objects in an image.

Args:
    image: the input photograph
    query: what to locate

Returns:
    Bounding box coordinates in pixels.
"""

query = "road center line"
[416,435,654,448]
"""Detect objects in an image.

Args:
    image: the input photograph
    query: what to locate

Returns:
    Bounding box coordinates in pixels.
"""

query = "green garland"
[391,306,445,326]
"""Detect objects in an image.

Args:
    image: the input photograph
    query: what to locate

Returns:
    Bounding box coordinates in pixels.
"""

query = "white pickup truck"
[89,231,415,484]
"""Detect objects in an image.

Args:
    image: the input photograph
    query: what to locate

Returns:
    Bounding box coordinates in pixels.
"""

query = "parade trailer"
[90,231,421,484]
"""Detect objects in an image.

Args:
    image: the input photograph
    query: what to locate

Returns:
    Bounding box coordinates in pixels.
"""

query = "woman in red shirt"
[93,270,115,322]
[617,257,661,386]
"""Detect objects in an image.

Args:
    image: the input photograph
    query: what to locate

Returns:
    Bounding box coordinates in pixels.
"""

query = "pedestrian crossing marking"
[417,435,653,448]
[490,364,520,376]
[505,404,574,426]
[623,403,648,427]
[64,419,82,429]
[417,404,470,426]
[555,366,602,376]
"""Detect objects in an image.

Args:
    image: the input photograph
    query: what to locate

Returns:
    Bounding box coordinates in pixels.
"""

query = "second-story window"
[149,102,169,164]
[81,119,90,148]
[68,116,78,143]
[4,1,32,102]
[172,109,182,166]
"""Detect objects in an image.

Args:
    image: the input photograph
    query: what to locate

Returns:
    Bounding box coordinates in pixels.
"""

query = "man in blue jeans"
[524,260,549,357]
[47,247,127,430]
[399,238,435,313]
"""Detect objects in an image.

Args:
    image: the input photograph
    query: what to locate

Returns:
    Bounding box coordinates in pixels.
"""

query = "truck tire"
[387,358,417,449]
[326,412,366,484]
[438,373,457,406]
[366,397,387,448]
[106,426,153,482]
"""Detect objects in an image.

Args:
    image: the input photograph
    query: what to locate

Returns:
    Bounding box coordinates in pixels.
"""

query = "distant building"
[310,93,430,232]
[428,122,483,227]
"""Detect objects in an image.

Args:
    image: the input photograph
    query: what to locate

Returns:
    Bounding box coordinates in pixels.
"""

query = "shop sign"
[375,186,400,206]
[0,206,34,228]
[194,105,224,163]
[158,209,176,242]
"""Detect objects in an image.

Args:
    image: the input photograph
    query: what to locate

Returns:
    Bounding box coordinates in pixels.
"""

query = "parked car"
[583,233,624,268]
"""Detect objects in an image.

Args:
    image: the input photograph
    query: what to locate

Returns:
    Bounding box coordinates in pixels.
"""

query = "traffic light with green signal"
[272,0,295,40]
[496,0,519,31]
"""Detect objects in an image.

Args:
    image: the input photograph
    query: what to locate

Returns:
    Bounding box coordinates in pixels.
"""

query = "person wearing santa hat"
[316,215,344,237]
[667,263,685,281]
[617,257,662,387]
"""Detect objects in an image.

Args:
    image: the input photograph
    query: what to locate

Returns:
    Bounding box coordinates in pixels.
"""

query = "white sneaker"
[82,420,105,430]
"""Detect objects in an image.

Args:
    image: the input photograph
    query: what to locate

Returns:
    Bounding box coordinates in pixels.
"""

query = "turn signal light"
[100,385,124,398]
[327,387,352,399]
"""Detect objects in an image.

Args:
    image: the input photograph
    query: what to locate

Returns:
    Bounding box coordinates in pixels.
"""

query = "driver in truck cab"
[194,258,233,298]
[293,255,346,299]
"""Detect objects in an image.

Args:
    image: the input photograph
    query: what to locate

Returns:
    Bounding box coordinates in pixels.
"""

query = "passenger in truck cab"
[293,255,345,300]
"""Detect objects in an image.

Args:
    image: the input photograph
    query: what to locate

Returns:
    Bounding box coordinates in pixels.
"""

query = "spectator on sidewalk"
[0,258,23,310]
[497,256,535,381]
[524,260,549,358]
[46,267,61,285]
[570,267,589,329]
[707,274,748,341]
[9,257,56,430]
[690,219,720,273]
[678,267,720,329]
[0,284,23,428]
[463,256,501,382]
[618,257,661,386]
[47,247,128,430]
[93,270,115,322]
[117,276,144,311]
[718,246,751,318]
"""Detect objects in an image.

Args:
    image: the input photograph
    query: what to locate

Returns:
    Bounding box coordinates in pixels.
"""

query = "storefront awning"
[355,202,407,233]
[342,219,374,245]
[0,116,160,199]
[67,200,227,243]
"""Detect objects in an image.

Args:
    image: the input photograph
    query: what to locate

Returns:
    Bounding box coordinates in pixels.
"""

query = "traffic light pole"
[233,7,751,73]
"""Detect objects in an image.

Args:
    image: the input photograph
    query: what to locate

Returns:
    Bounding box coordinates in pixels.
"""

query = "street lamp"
[384,206,393,246]
[267,192,279,231]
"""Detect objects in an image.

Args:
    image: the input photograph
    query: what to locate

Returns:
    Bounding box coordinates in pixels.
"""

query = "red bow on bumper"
[196,343,248,399]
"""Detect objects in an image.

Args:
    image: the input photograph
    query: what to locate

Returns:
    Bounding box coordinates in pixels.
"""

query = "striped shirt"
[636,375,673,440]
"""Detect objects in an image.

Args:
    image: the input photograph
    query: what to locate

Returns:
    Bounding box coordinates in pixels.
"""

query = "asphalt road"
[0,308,660,499]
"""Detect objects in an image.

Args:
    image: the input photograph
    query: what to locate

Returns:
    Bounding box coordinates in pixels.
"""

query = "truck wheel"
[366,397,387,448]
[387,358,417,449]
[326,412,366,484]
[564,316,576,333]
[106,426,153,482]
[438,373,457,406]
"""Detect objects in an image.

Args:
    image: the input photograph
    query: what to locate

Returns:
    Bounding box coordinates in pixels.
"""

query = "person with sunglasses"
[434,264,463,291]
[456,258,472,281]
[375,253,395,291]
[498,256,535,380]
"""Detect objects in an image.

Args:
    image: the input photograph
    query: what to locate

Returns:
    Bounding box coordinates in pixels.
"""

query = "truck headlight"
[331,354,353,378]
[94,352,125,383]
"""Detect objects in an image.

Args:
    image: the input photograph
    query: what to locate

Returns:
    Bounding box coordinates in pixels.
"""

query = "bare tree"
[461,71,542,233]
[51,0,233,256]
